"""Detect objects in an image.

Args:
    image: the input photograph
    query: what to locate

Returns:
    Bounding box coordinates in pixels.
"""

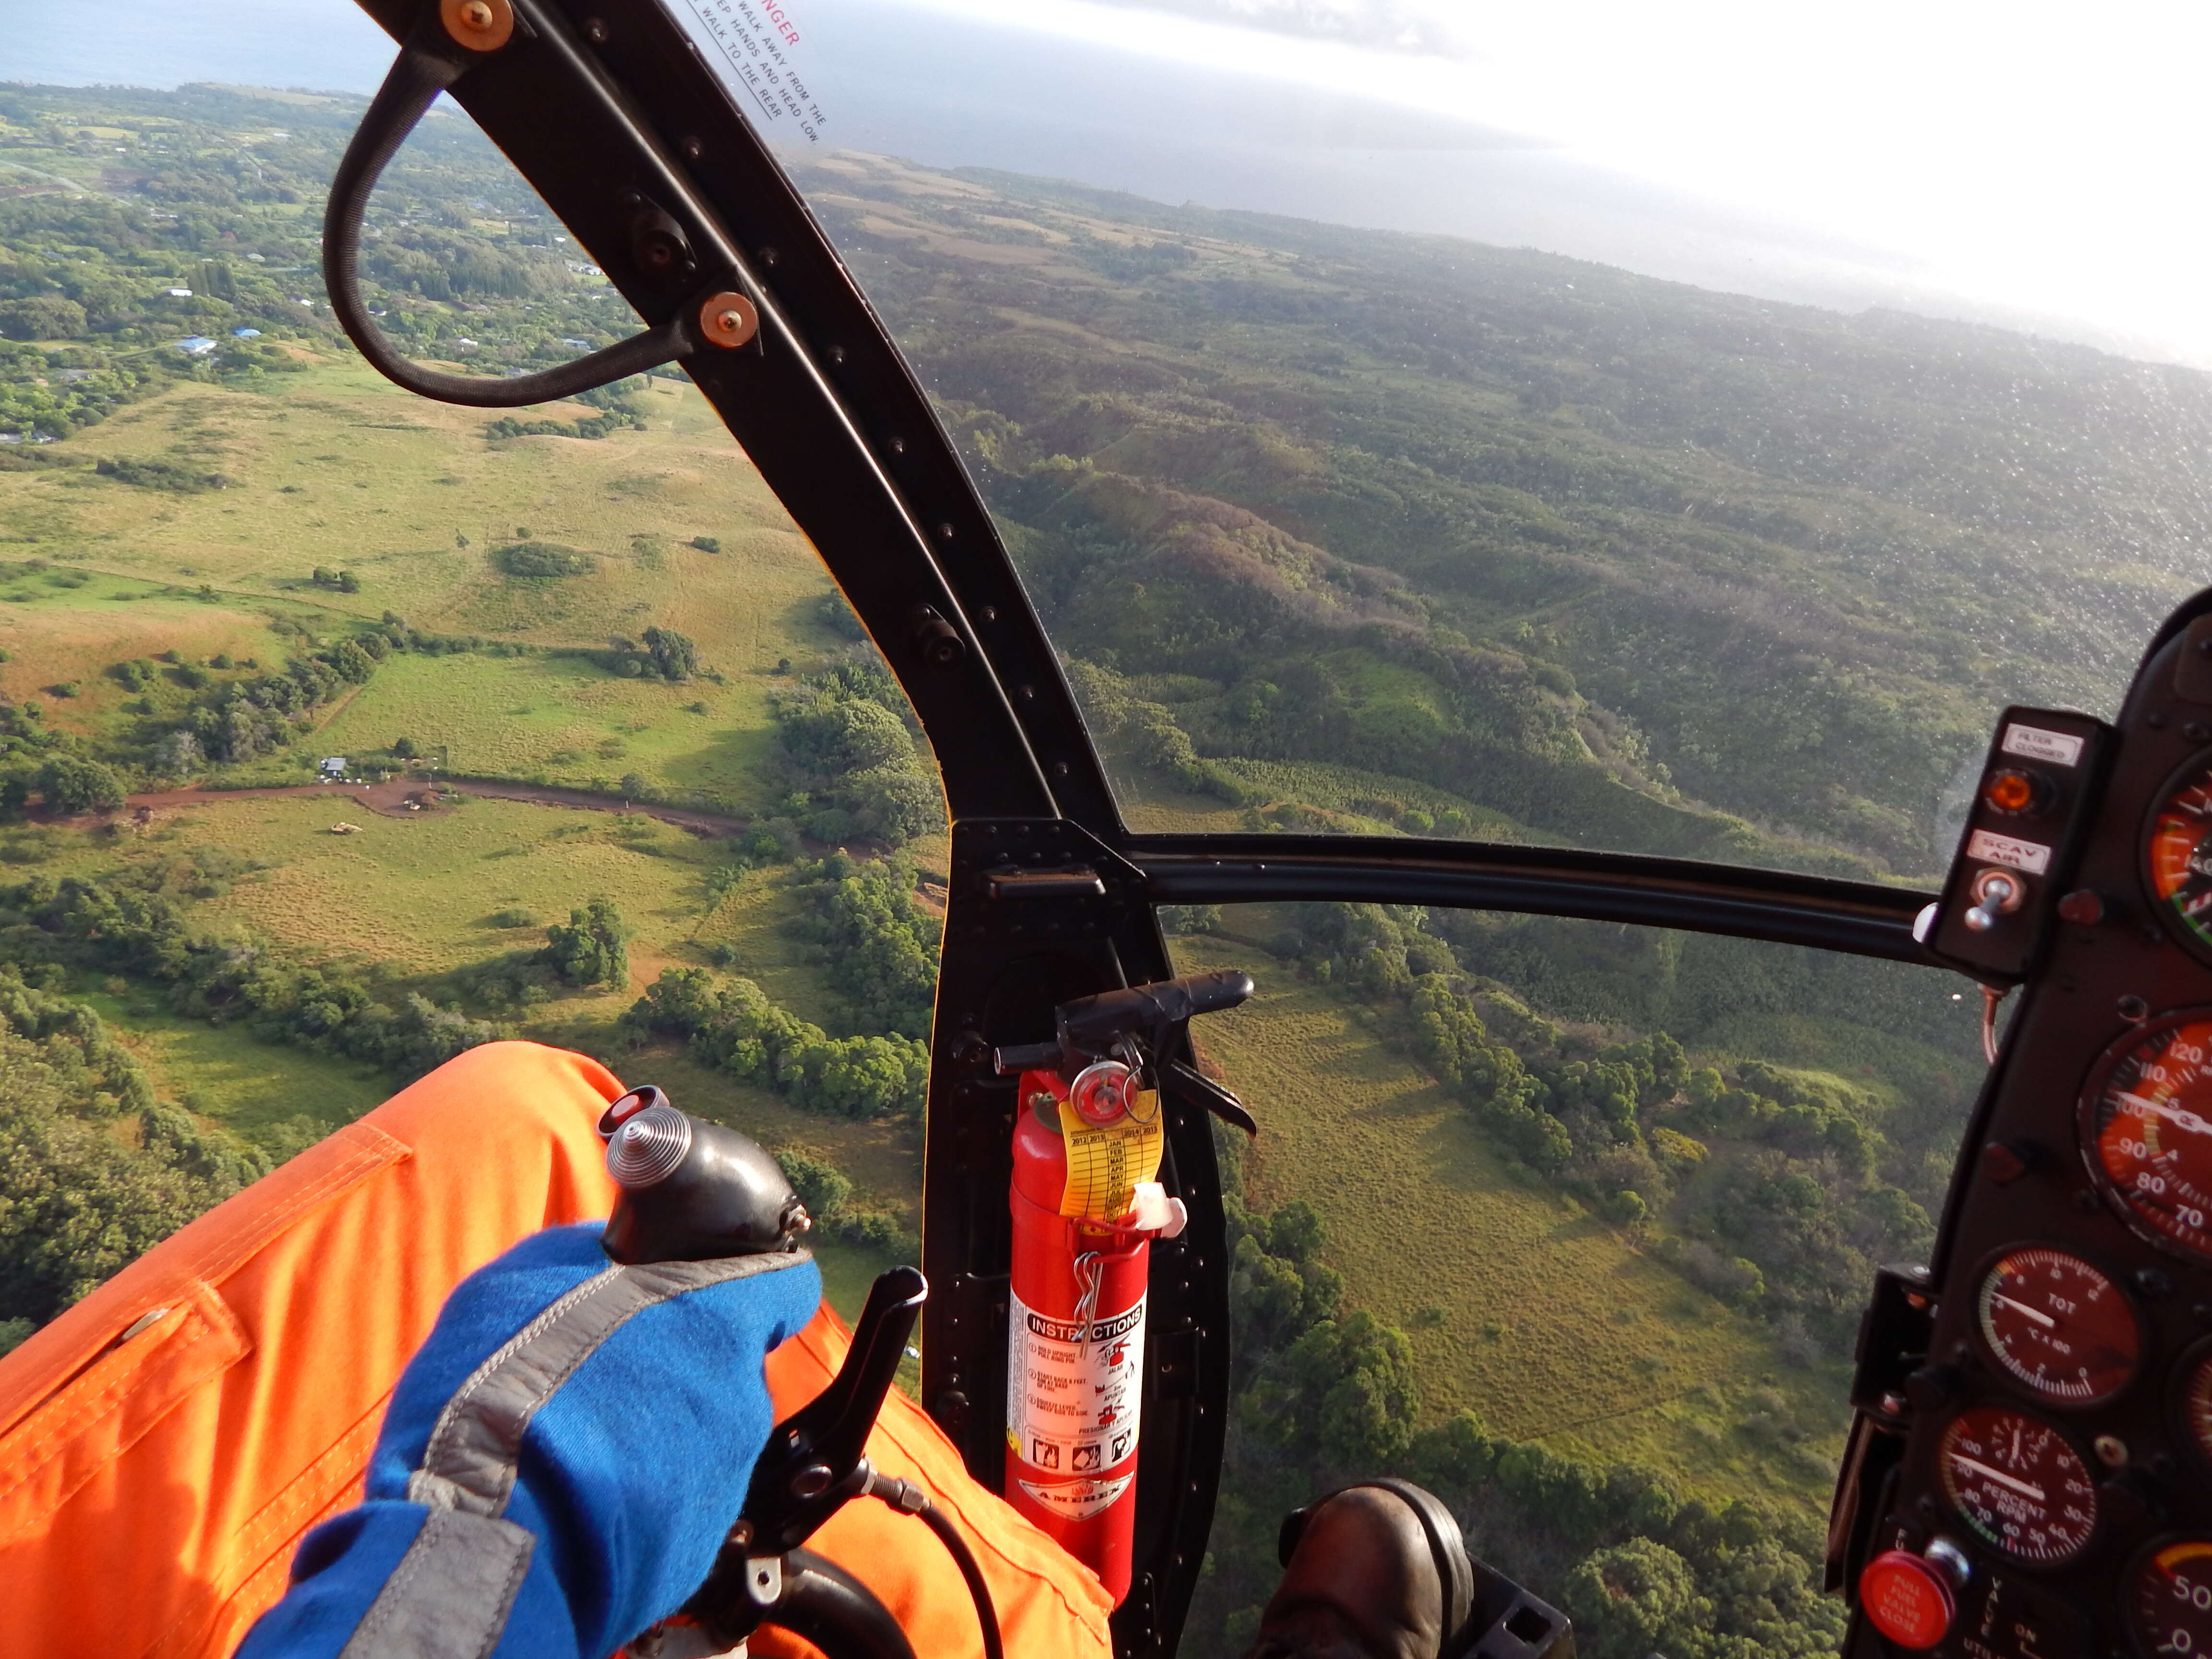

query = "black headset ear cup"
[1360,1479,1475,1653]
[1273,1481,1477,1653]
[1275,1501,1316,1568]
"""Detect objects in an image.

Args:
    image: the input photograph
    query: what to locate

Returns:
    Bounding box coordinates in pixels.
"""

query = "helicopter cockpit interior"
[5,2,2212,1657]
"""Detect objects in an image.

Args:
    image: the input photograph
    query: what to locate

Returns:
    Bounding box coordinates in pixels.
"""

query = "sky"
[5,0,2209,367]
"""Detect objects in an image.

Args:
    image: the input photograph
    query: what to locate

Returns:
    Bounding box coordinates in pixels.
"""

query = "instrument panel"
[1839,599,2212,1658]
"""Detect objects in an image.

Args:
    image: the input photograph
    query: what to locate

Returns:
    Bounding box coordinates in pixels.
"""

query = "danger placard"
[1005,1287,1145,1478]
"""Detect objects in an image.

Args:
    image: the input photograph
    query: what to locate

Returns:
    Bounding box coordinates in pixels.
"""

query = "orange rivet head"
[441,0,514,50]
[698,291,760,350]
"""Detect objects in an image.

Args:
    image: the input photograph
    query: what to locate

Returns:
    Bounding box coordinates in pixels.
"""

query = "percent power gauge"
[1936,1406,2099,1567]
[2082,1012,2212,1263]
[2128,1539,2212,1659]
[2179,1346,2212,1472]
[2148,753,2212,959]
[1975,1248,2141,1405]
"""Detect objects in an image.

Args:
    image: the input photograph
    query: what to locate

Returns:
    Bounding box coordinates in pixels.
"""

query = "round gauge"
[1975,1248,2141,1405]
[2148,753,2212,959]
[1936,1406,2099,1567]
[2128,1539,2212,1659]
[2082,1013,2212,1263]
[2177,1346,2212,1471]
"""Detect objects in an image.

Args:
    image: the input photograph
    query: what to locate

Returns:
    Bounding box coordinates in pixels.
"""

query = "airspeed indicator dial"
[2082,1013,2212,1264]
[1936,1406,2098,1567]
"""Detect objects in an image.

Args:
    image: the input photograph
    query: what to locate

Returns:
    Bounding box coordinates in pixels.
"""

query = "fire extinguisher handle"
[1166,1056,1258,1136]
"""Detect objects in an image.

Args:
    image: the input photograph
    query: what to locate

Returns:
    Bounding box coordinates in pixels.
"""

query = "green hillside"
[796,151,2212,876]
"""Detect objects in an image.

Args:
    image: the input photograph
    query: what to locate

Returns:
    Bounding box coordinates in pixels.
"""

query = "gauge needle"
[2117,1093,2212,1136]
[1992,1294,2058,1329]
[1951,1455,2046,1503]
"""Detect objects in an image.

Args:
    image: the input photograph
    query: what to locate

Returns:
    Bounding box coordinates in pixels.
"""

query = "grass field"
[110,793,728,974]
[0,360,850,803]
[311,650,786,806]
[1169,931,1847,1516]
[72,982,391,1136]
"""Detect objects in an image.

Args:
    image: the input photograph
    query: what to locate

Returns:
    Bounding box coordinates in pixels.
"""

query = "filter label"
[1006,1287,1145,1476]
[2001,723,2085,767]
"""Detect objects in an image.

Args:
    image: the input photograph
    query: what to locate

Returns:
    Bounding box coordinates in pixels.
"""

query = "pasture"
[1170,932,1847,1517]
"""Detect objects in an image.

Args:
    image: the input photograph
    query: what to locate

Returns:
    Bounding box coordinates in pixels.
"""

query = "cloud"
[1084,0,1471,56]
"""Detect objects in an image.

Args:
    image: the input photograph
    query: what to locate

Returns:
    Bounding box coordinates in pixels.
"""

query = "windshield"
[1166,900,1973,1654]
[671,0,2212,884]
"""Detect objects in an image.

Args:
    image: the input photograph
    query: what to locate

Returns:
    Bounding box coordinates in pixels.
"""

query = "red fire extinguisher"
[1005,1059,1185,1603]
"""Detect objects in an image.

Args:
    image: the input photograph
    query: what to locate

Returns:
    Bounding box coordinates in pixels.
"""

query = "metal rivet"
[681,136,703,159]
[827,345,846,365]
[2149,710,2172,729]
[761,247,780,265]
[2095,1433,2129,1467]
[2120,994,2150,1022]
[1053,760,1070,778]
[889,436,906,455]
[937,521,956,541]
[980,606,997,622]
[584,15,608,41]
[1019,684,1035,700]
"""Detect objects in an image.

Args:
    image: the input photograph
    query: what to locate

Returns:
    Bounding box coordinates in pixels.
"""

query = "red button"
[1860,1550,1956,1650]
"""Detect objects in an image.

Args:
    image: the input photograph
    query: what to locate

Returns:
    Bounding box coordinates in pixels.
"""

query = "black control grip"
[597,1087,810,1264]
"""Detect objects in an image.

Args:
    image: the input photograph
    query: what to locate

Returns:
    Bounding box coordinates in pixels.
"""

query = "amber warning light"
[1983,768,2049,817]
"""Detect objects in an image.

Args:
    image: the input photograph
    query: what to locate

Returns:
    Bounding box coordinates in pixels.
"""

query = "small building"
[231,327,261,339]
[165,287,193,298]
[172,337,218,357]
[319,757,348,779]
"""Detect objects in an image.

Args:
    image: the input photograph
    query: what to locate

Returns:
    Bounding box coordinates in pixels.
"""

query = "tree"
[391,737,418,759]
[0,295,88,340]
[641,626,697,681]
[773,1146,852,1221]
[541,899,629,987]
[1251,1310,1420,1469]
[0,971,259,1326]
[37,756,125,815]
[1560,1539,1709,1659]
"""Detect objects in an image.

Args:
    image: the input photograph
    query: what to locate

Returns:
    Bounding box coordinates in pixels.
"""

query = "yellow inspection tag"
[1056,1092,1164,1220]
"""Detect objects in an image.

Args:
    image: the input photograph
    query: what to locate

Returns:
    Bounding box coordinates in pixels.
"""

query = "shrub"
[492,541,596,578]
[541,899,629,987]
[37,756,125,815]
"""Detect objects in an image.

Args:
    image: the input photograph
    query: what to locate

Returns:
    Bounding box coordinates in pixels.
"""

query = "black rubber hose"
[320,36,694,408]
[914,1499,1005,1659]
[769,1550,920,1659]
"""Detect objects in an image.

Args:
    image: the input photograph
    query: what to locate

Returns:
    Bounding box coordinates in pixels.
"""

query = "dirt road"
[114,776,750,838]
